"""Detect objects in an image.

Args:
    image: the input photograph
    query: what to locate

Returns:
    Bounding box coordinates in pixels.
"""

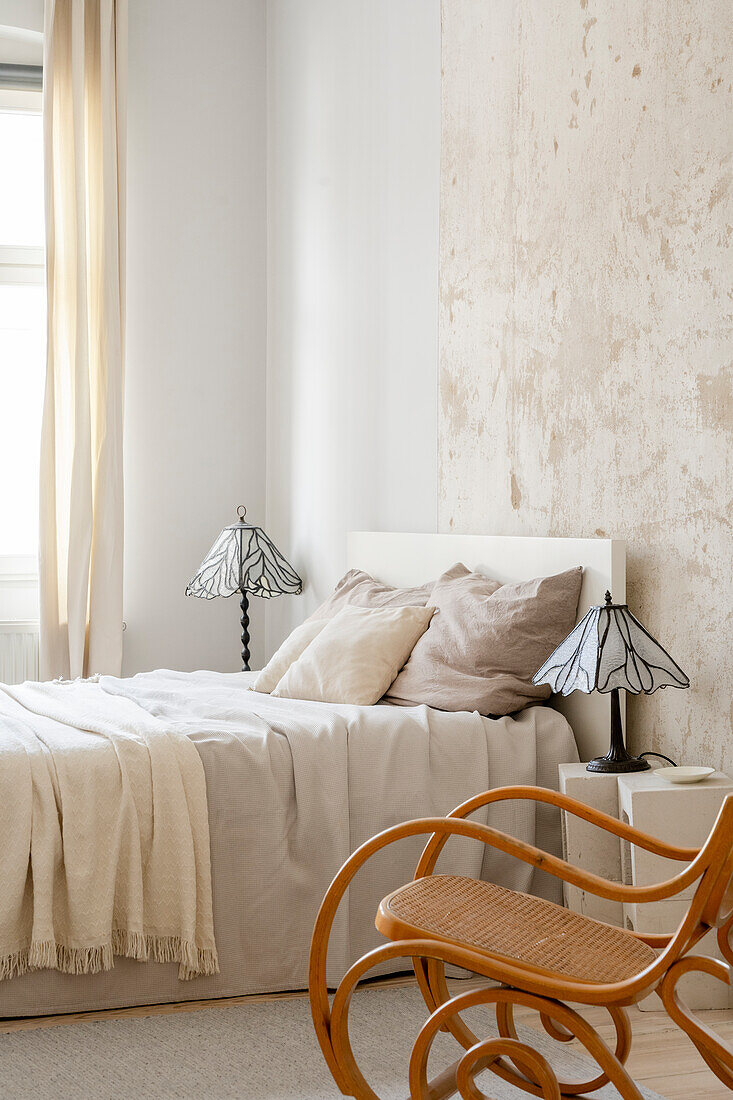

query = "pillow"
[251,619,327,693]
[272,604,435,706]
[307,568,433,621]
[385,563,583,716]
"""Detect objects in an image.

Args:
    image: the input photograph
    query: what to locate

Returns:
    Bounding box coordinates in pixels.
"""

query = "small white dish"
[654,766,715,785]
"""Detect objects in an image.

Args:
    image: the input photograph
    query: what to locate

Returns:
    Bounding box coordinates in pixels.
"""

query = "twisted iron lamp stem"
[240,590,250,672]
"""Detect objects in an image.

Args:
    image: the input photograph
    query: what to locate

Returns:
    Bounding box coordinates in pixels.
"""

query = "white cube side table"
[617,771,733,1011]
[558,764,624,927]
[558,765,733,1010]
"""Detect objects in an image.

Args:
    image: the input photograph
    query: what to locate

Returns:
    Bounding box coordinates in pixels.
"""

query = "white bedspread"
[0,669,578,1015]
[101,670,577,983]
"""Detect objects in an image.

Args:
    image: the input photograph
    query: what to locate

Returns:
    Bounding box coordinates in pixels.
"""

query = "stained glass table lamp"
[533,591,689,773]
[186,506,302,671]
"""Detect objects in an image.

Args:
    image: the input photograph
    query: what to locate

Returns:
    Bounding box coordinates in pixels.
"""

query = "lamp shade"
[532,592,689,697]
[186,513,302,600]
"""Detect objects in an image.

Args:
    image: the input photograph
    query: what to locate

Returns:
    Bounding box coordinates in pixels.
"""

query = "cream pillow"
[251,619,328,693]
[271,604,434,705]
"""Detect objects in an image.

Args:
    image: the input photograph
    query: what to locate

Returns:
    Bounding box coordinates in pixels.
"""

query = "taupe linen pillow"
[272,604,435,706]
[307,568,433,621]
[385,563,583,716]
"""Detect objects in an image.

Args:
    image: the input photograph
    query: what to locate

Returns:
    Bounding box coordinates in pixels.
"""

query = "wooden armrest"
[420,784,698,867]
[413,816,704,902]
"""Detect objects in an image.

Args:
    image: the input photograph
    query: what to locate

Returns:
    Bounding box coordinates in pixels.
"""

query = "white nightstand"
[617,771,733,1010]
[558,764,733,1010]
[558,764,624,927]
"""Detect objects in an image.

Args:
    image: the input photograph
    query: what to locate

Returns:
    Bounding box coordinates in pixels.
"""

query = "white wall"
[0,0,43,64]
[125,0,440,671]
[266,0,441,652]
[123,0,268,674]
[0,0,42,30]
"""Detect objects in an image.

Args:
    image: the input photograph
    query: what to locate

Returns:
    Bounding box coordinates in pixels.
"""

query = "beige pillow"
[272,604,435,705]
[386,564,582,716]
[251,619,327,693]
[307,569,433,621]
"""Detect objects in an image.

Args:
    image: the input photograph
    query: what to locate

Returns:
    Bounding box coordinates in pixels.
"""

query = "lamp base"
[586,687,652,773]
[586,753,650,774]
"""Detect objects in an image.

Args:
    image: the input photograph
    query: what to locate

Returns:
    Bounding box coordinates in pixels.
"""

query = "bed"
[0,532,624,1019]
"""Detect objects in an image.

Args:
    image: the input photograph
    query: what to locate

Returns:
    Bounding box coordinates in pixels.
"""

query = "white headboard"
[347,532,626,764]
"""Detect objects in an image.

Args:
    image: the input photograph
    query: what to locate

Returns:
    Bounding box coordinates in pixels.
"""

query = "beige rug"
[0,985,666,1099]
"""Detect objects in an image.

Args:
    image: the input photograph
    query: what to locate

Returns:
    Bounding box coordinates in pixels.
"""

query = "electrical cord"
[638,751,678,767]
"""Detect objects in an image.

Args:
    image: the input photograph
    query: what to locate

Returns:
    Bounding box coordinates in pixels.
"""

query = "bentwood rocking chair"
[309,785,733,1099]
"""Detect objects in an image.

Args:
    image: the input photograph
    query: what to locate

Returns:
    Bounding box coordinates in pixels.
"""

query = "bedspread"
[0,670,578,1016]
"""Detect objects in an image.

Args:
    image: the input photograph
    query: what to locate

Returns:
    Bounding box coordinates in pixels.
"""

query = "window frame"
[0,87,44,288]
[0,86,44,602]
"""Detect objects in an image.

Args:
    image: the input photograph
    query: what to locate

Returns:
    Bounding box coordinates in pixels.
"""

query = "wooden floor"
[1,977,731,1098]
[512,1000,733,1099]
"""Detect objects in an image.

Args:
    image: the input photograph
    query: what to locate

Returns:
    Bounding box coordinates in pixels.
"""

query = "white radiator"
[0,621,40,684]
[0,555,40,684]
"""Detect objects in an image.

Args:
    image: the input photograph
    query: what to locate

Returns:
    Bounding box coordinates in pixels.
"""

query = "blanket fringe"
[0,933,219,983]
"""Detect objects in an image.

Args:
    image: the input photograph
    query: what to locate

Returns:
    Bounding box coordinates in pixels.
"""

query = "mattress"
[0,670,578,1018]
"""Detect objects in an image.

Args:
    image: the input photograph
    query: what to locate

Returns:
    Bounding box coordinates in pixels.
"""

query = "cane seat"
[377,874,657,985]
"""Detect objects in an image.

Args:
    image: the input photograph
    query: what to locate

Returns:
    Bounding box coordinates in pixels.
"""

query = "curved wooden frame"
[309,785,733,1099]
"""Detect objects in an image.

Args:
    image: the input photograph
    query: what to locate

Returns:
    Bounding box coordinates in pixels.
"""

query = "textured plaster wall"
[440,2,732,767]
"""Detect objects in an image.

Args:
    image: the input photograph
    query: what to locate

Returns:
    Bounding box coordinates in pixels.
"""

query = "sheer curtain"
[40,0,126,679]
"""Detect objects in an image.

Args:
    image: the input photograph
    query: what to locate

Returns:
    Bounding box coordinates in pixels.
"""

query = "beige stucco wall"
[440,1,732,767]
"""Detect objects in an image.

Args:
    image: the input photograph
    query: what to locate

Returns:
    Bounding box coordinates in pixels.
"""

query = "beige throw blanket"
[0,679,218,982]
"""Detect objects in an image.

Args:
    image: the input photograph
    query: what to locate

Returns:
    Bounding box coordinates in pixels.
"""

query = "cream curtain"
[40,0,126,679]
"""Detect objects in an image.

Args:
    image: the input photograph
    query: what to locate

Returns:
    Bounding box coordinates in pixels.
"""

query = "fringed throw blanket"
[0,678,218,982]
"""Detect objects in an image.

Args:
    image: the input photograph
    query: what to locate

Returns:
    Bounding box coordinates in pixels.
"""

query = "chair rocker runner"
[309,785,733,1099]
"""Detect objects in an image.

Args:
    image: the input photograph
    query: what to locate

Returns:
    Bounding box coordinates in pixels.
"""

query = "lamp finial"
[604,590,612,605]
[236,504,247,522]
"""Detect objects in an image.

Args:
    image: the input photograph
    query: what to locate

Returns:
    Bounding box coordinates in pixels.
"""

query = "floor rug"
[0,985,667,1099]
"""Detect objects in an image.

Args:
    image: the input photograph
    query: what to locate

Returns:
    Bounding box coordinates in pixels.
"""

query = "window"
[0,87,45,561]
